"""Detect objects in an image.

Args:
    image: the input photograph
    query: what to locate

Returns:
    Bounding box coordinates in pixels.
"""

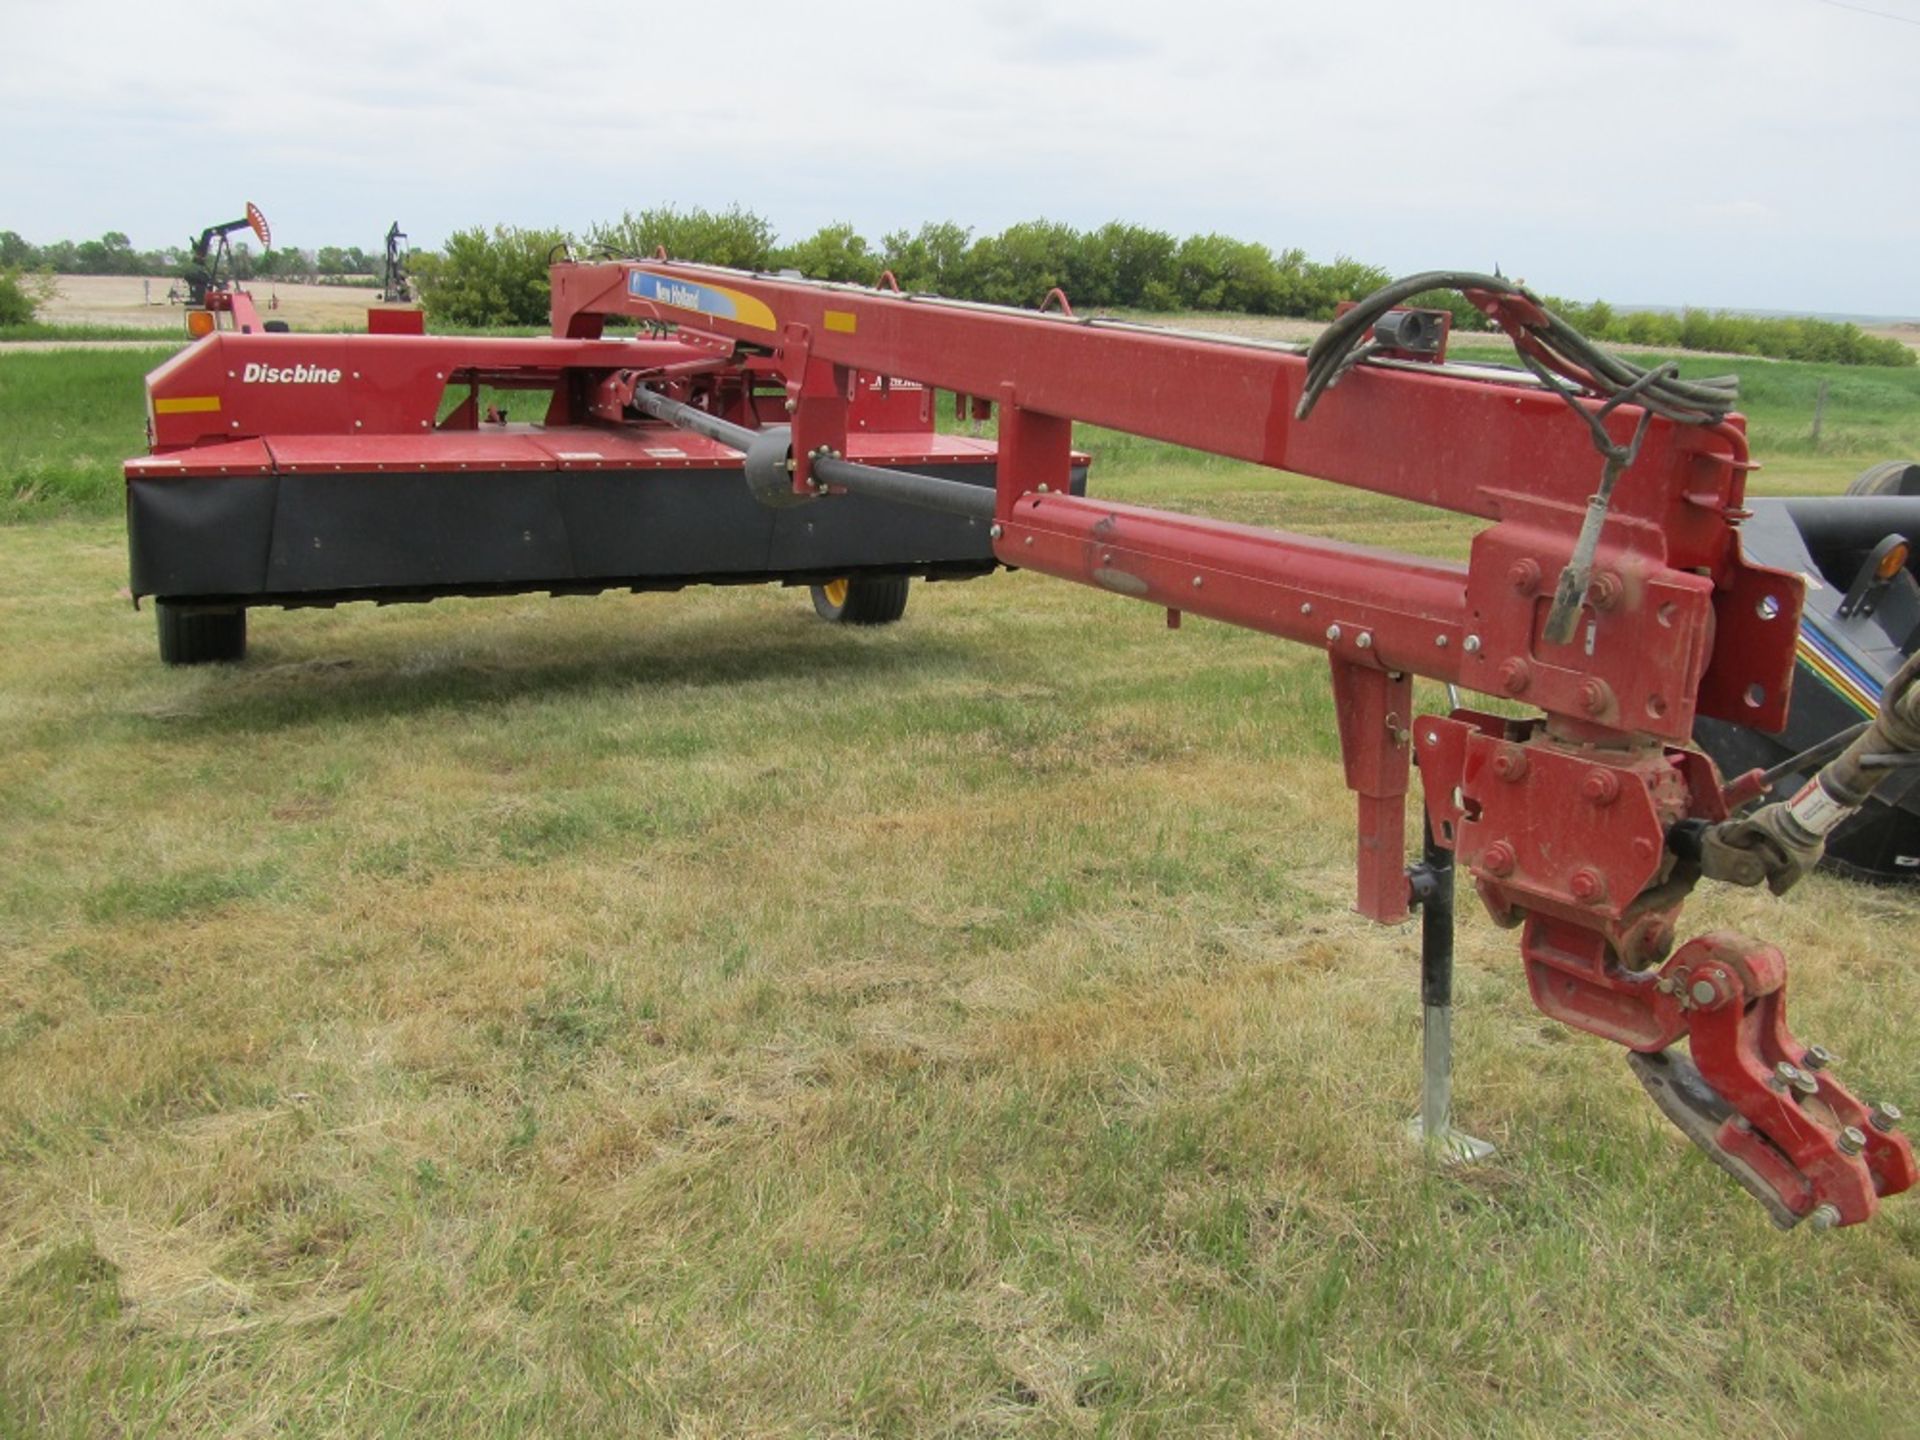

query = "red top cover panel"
[127,425,1003,481]
[125,440,278,480]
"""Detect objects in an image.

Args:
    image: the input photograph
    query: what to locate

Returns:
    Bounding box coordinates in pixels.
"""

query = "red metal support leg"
[786,351,850,495]
[993,394,1073,519]
[1330,658,1414,923]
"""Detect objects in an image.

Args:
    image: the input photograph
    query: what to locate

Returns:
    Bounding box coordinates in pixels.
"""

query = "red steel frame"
[542,257,1914,1227]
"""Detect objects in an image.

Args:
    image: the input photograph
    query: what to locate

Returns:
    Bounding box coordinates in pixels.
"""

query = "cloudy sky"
[4,0,1917,315]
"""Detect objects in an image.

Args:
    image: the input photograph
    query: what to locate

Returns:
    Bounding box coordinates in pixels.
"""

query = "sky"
[4,0,1918,316]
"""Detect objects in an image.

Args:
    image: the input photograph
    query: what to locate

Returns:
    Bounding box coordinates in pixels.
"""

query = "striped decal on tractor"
[1797,620,1882,718]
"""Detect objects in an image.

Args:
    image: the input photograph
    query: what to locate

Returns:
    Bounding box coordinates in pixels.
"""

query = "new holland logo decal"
[627,272,777,331]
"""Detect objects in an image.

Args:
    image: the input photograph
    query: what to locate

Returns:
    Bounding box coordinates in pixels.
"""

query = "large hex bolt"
[1588,572,1624,611]
[1569,867,1607,904]
[1837,1126,1867,1157]
[1482,842,1517,878]
[1578,678,1612,717]
[1499,658,1532,696]
[1492,745,1529,782]
[1802,1045,1833,1071]
[1871,1101,1903,1132]
[1508,558,1542,595]
[1580,769,1621,806]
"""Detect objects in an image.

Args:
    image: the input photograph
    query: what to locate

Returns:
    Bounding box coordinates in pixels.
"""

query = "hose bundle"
[1297,271,1739,426]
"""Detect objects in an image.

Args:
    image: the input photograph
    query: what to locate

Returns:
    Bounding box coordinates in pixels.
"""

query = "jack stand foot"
[1406,1114,1498,1164]
[1405,1001,1496,1164]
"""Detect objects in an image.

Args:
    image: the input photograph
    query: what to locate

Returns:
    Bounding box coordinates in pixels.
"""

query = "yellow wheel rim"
[822,577,850,608]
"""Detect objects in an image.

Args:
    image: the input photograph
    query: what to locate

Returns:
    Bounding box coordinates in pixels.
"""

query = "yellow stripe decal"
[823,309,858,334]
[154,394,222,415]
[1796,634,1876,716]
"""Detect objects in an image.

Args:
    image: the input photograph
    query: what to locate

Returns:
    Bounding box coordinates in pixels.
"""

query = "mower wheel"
[157,602,247,665]
[1848,460,1920,496]
[810,575,910,625]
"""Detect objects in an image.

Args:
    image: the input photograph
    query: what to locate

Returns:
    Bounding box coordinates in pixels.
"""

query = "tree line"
[0,230,380,281]
[409,209,1915,368]
[4,211,1913,367]
[410,210,1425,327]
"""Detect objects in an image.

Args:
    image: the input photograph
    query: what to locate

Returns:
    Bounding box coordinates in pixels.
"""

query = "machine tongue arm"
[557,258,1916,1227]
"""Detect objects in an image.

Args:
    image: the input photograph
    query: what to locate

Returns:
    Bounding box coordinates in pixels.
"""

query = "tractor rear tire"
[810,575,910,626]
[1847,460,1920,496]
[157,602,247,665]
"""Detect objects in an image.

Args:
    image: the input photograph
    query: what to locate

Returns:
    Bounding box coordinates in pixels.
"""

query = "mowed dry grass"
[1,462,1918,1436]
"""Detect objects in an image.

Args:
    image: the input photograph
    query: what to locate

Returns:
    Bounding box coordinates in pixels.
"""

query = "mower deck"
[127,423,1019,608]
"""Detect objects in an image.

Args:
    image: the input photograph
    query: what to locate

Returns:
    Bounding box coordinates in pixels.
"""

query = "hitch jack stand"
[1406,822,1495,1163]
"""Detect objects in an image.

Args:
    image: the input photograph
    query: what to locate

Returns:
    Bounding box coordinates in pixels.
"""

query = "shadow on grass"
[127,610,989,737]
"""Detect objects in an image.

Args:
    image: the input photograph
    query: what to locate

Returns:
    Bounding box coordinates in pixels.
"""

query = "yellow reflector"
[154,394,222,416]
[1877,542,1909,580]
[823,309,858,334]
[186,310,215,338]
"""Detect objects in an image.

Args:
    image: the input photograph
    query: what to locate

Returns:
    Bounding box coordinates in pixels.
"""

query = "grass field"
[2,343,1919,1435]
[0,326,200,344]
[0,348,180,520]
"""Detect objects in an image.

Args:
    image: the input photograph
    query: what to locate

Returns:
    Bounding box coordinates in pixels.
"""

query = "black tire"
[262,320,291,334]
[809,575,910,625]
[1847,460,1920,496]
[157,602,246,665]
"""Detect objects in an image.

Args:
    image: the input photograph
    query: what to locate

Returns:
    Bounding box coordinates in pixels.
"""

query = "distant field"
[1868,320,1920,354]
[27,273,386,334]
[1,338,1918,1434]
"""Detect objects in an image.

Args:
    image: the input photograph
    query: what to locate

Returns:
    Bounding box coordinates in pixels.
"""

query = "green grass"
[0,323,193,343]
[1448,342,1920,488]
[0,347,177,519]
[1,337,1919,1435]
[1,505,1917,1436]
